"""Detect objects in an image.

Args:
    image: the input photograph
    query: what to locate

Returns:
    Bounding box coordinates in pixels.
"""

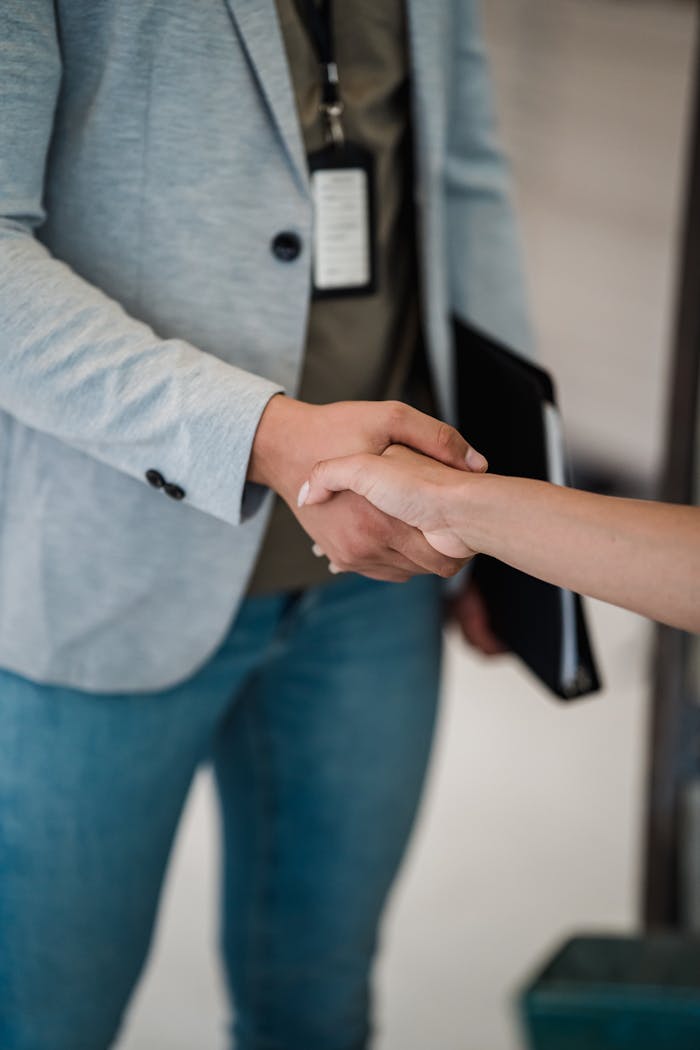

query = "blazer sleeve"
[446,0,536,359]
[0,1,285,527]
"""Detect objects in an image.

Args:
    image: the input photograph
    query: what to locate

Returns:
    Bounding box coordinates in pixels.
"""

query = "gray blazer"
[0,0,533,691]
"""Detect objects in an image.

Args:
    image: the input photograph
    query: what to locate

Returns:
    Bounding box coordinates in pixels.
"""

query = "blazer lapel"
[404,0,452,416]
[222,0,309,192]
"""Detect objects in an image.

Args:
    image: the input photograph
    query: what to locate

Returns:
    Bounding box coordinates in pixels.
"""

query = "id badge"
[308,143,377,299]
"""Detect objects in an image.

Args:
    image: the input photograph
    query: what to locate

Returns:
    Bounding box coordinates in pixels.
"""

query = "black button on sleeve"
[271,231,302,262]
[163,482,186,501]
[145,469,165,489]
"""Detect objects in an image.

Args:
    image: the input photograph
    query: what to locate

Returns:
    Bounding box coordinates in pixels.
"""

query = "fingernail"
[466,448,488,472]
[312,543,324,557]
[297,481,310,507]
[328,563,342,574]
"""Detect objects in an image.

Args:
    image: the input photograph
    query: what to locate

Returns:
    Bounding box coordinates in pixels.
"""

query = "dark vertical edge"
[642,27,700,929]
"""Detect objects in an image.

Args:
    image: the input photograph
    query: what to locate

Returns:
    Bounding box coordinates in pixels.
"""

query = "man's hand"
[446,579,508,656]
[248,396,487,582]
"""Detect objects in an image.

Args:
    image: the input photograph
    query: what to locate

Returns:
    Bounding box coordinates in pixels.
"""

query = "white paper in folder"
[543,401,580,693]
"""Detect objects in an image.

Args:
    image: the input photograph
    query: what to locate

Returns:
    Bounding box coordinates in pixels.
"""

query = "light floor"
[116,1,697,1048]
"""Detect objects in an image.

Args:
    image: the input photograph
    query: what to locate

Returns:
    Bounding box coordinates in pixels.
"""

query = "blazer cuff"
[139,355,284,527]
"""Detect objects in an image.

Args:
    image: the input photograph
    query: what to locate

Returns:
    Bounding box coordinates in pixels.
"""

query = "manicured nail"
[466,447,488,472]
[312,543,324,557]
[297,480,310,507]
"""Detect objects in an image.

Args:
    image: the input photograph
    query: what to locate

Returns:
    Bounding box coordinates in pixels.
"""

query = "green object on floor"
[520,935,700,1050]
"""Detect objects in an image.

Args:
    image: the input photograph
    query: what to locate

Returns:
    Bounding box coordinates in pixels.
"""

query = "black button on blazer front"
[271,231,302,262]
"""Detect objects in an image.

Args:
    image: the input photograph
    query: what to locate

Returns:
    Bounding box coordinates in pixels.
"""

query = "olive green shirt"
[247,0,424,594]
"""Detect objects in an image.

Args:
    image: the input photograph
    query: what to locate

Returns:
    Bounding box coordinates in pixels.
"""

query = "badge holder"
[293,0,378,299]
[308,142,376,299]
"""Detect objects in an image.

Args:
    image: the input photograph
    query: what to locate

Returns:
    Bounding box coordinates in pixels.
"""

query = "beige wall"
[483,0,695,483]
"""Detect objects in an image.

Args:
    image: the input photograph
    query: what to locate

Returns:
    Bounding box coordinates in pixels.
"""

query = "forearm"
[462,474,700,632]
[0,226,283,524]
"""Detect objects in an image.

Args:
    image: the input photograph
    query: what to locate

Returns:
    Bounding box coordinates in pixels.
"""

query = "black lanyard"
[291,0,345,145]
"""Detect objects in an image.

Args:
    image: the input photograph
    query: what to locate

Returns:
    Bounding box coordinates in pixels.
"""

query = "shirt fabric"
[247,0,426,595]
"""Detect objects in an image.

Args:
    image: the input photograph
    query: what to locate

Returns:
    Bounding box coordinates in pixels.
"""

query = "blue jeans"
[0,573,442,1050]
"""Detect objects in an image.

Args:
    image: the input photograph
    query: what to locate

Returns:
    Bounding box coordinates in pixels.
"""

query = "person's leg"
[213,573,443,1050]
[0,594,285,1050]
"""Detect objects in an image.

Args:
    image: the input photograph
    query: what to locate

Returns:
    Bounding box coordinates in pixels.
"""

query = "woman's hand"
[300,443,510,654]
[300,433,700,637]
[298,444,482,560]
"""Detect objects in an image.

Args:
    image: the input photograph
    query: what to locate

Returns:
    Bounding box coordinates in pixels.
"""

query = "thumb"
[297,454,377,508]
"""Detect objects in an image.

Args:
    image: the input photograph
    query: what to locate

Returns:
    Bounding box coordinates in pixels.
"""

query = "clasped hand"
[299,443,477,563]
[248,396,486,583]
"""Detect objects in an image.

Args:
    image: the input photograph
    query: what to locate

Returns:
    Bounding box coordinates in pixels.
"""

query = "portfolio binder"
[454,318,602,701]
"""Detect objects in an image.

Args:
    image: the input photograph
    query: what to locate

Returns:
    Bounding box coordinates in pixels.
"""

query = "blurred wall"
[483,0,696,486]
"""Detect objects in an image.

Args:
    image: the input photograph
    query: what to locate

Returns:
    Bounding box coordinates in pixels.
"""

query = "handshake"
[249,394,488,584]
[249,393,700,639]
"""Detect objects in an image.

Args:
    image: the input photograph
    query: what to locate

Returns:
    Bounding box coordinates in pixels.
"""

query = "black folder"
[454,318,602,701]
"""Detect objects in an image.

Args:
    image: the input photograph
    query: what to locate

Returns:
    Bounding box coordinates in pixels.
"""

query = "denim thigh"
[0,591,289,1050]
[213,573,443,1050]
[0,574,442,1050]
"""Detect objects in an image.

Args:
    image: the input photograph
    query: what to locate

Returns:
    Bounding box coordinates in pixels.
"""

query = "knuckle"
[437,560,462,579]
[358,508,388,544]
[392,535,414,561]
[436,420,459,453]
[309,460,326,484]
[373,517,394,544]
[382,443,410,465]
[335,541,354,566]
[345,537,369,563]
[384,399,407,429]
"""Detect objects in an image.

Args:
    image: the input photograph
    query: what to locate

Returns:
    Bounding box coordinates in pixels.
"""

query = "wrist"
[248,394,307,495]
[448,471,502,556]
